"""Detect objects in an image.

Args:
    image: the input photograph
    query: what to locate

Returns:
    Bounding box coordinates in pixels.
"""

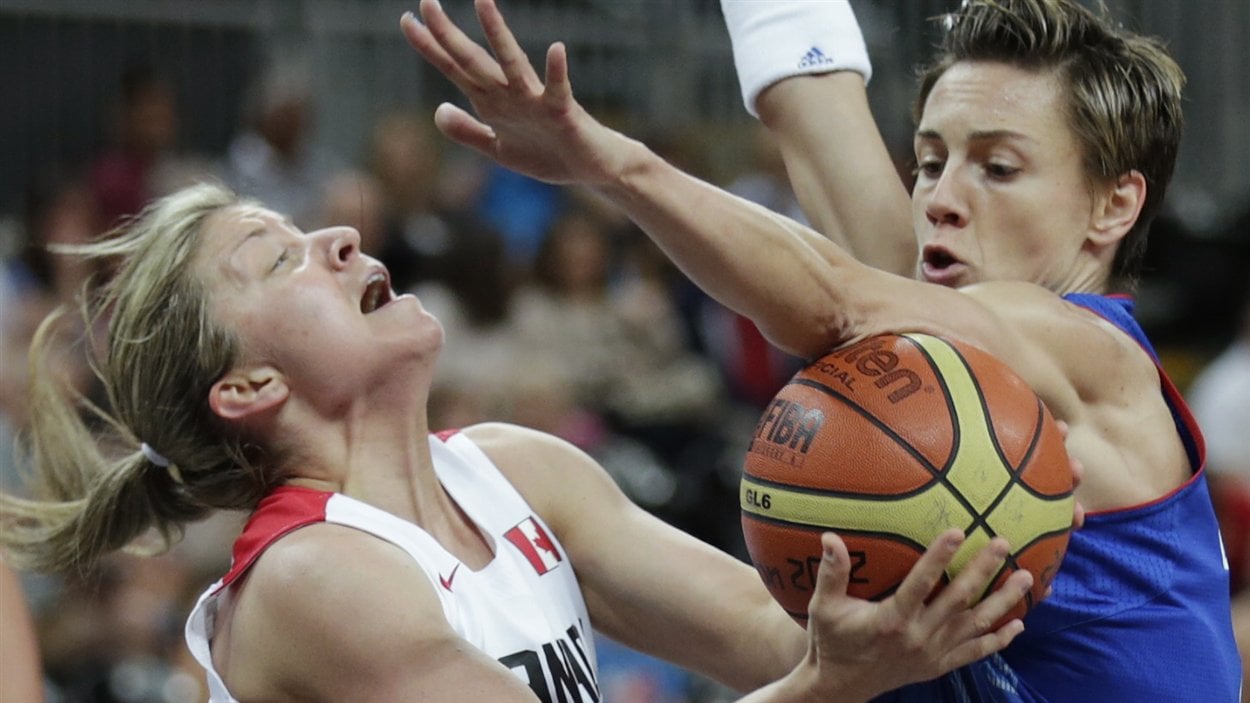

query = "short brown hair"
[914,0,1186,289]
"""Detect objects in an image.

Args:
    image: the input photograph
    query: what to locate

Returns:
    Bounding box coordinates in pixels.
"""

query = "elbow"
[759,306,853,361]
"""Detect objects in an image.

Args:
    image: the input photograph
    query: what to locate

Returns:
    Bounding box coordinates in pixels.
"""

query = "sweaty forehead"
[196,205,289,286]
[922,61,1067,136]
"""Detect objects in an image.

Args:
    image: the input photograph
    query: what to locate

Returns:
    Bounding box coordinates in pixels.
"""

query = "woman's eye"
[271,249,289,272]
[986,163,1020,179]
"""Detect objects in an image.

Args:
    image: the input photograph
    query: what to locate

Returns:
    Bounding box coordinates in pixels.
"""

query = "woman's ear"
[1089,169,1147,248]
[209,366,289,422]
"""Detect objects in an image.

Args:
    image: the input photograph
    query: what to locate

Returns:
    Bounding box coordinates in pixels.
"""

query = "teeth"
[362,273,387,313]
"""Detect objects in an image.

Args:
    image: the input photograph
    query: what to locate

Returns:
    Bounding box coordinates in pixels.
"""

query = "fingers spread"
[401,9,477,91]
[433,102,497,155]
[920,537,1010,630]
[889,529,963,616]
[418,0,506,90]
[543,42,573,108]
[476,0,541,92]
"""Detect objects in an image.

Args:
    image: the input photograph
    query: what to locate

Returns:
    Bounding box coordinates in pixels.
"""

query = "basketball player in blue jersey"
[402,0,1239,700]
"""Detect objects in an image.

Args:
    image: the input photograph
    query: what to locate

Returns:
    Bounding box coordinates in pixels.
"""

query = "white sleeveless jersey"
[185,430,600,703]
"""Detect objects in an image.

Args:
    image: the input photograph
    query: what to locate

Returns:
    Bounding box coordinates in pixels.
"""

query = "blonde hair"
[1,183,279,574]
[915,0,1186,289]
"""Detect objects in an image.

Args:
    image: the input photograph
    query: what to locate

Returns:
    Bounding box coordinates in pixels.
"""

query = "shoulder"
[248,520,425,591]
[962,283,1155,374]
[947,283,1158,424]
[224,519,547,701]
[458,422,628,536]
[220,522,451,699]
[243,523,444,649]
[458,422,594,475]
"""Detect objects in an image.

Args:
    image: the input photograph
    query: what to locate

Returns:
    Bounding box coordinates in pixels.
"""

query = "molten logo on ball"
[823,335,924,402]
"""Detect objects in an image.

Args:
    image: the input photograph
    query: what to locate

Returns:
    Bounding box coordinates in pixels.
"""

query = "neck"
[276,393,495,565]
[1051,248,1114,296]
[275,393,445,520]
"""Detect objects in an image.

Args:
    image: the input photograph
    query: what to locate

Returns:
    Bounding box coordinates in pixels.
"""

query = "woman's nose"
[924,171,969,228]
[315,226,362,268]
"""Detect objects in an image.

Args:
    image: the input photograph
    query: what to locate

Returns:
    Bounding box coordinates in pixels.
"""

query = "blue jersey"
[874,294,1241,702]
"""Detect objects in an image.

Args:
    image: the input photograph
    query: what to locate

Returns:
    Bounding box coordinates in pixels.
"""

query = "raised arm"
[469,421,1031,702]
[397,0,1109,462]
[721,0,915,276]
[400,0,892,358]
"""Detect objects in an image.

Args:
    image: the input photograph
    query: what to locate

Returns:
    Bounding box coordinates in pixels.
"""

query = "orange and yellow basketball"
[741,333,1073,624]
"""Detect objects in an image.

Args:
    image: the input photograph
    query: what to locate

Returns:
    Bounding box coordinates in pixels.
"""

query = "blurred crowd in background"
[0,1,1246,701]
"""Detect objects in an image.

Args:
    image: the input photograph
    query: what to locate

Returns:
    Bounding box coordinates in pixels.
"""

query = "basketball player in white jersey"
[1,183,1036,702]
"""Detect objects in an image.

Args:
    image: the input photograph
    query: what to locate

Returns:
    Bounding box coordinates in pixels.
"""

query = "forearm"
[573,495,807,691]
[721,0,915,276]
[757,73,916,276]
[407,0,873,360]
[687,560,809,691]
[594,138,860,358]
[598,560,808,693]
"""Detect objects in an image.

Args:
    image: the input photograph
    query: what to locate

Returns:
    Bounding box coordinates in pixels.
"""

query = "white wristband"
[721,0,872,118]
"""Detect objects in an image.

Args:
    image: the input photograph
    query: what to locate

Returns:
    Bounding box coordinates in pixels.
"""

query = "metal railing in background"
[1,0,1246,232]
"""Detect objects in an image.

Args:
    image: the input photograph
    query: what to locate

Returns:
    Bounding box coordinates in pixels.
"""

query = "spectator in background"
[35,550,210,703]
[725,125,808,226]
[475,163,567,270]
[1188,291,1250,590]
[89,63,218,230]
[517,207,724,434]
[1188,286,1250,702]
[15,173,101,306]
[1,174,101,496]
[88,64,177,229]
[513,208,727,527]
[1191,293,1250,486]
[225,56,340,227]
[367,110,502,292]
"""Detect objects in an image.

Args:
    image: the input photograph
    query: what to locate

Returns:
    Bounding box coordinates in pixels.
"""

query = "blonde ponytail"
[1,183,277,574]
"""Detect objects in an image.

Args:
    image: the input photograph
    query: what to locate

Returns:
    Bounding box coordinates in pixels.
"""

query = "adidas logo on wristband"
[797,46,837,70]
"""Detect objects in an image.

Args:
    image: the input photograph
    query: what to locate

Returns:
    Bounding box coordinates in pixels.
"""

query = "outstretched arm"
[400,0,905,358]
[721,0,915,276]
[757,74,915,276]
[470,422,1030,702]
[398,0,1052,376]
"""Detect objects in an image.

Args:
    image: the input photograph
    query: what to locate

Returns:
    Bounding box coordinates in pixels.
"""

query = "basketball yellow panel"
[987,485,1074,547]
[907,334,1011,513]
[740,476,974,548]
